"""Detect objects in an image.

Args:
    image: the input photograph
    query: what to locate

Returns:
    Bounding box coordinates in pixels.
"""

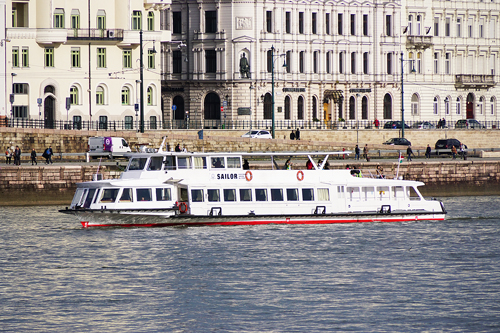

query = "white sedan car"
[241,130,273,139]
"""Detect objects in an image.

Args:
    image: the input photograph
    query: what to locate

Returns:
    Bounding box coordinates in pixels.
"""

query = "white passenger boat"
[60,141,446,228]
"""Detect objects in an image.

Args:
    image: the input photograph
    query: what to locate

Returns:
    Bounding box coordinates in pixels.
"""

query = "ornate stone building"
[163,0,500,131]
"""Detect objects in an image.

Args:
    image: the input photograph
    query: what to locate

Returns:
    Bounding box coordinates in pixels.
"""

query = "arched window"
[445,96,451,115]
[70,85,78,105]
[204,92,221,119]
[362,96,368,119]
[284,95,291,120]
[297,96,304,119]
[490,97,495,115]
[466,93,475,119]
[96,86,104,105]
[479,96,485,115]
[349,96,355,119]
[383,94,392,119]
[411,93,419,116]
[312,96,317,120]
[147,86,153,105]
[263,93,272,119]
[456,97,461,115]
[121,86,130,105]
[173,95,185,120]
[433,97,438,115]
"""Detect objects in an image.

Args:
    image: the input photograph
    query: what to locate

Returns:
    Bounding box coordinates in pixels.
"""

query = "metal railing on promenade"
[2,118,500,131]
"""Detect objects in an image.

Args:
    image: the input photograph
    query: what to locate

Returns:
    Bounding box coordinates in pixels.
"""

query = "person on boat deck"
[306,160,313,169]
[284,159,293,170]
[243,159,250,170]
[214,158,223,168]
[324,161,330,170]
[175,144,181,152]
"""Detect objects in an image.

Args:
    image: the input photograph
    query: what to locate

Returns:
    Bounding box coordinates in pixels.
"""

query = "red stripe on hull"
[80,216,446,228]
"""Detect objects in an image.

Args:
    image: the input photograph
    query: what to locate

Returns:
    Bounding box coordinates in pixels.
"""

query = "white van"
[88,137,131,155]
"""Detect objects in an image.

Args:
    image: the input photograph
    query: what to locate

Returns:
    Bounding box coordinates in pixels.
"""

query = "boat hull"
[60,209,446,228]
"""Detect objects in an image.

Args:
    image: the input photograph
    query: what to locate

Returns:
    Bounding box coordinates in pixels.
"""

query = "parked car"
[383,138,412,146]
[435,138,462,155]
[241,130,272,139]
[455,119,485,129]
[412,121,436,129]
[383,121,410,129]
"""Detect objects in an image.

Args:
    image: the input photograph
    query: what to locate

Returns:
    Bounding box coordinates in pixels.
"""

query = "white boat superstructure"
[61,144,446,228]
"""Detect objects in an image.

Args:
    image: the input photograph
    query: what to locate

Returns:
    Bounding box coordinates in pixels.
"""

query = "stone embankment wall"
[0,165,121,205]
[1,127,499,156]
[1,160,499,206]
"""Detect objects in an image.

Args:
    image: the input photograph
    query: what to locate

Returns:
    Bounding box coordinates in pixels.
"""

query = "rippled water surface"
[1,196,500,332]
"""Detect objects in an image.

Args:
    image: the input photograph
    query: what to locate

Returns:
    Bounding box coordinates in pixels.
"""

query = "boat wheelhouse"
[61,144,446,228]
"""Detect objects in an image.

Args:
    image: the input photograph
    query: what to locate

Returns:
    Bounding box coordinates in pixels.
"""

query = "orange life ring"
[245,170,253,181]
[178,201,188,214]
[297,170,304,181]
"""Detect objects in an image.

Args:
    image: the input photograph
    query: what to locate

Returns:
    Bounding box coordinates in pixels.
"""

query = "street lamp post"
[270,46,286,139]
[400,52,415,138]
[139,30,144,133]
[400,52,405,139]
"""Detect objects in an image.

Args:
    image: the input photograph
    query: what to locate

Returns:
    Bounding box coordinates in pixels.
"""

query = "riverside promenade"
[1,127,500,205]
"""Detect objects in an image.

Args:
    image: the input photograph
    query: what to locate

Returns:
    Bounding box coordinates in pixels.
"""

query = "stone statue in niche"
[239,53,250,78]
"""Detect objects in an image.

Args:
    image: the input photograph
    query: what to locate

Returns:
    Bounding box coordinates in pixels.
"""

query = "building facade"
[3,0,500,131]
[5,0,170,129]
[163,0,500,131]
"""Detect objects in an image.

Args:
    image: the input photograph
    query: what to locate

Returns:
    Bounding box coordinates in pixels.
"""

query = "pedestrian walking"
[451,145,457,159]
[14,146,21,165]
[354,145,360,160]
[5,147,12,164]
[406,145,414,162]
[31,148,37,165]
[295,128,300,140]
[425,144,432,158]
[363,144,369,162]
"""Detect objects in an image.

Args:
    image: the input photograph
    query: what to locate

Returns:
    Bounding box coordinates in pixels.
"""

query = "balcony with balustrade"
[455,74,495,89]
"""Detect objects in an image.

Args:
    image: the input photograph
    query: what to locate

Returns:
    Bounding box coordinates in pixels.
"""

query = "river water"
[1,196,499,332]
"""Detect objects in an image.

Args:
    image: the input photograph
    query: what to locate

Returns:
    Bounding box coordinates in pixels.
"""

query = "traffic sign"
[172,105,177,111]
[223,100,227,107]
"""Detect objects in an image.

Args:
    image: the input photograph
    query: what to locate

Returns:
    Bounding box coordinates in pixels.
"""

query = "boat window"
[73,188,86,207]
[347,187,360,201]
[226,157,241,168]
[156,188,172,201]
[207,189,220,202]
[191,189,204,202]
[362,187,375,201]
[128,157,148,171]
[93,189,101,204]
[378,186,390,200]
[211,157,225,168]
[100,188,119,203]
[194,156,207,169]
[286,188,299,201]
[119,188,133,202]
[255,189,267,201]
[179,188,188,201]
[407,187,421,201]
[394,186,404,200]
[148,157,164,171]
[337,186,345,199]
[137,188,152,201]
[177,157,191,169]
[83,189,96,208]
[223,189,236,202]
[317,188,330,201]
[164,156,175,170]
[302,188,314,201]
[271,189,284,201]
[239,189,252,201]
